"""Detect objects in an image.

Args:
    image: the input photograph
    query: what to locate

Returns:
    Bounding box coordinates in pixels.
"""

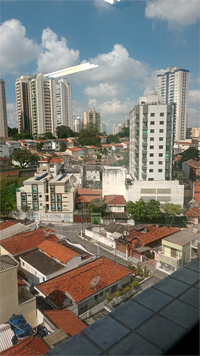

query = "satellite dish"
[90,276,101,289]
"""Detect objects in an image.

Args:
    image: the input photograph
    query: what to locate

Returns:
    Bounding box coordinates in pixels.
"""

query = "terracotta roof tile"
[111,143,123,147]
[76,188,101,203]
[77,188,101,195]
[186,207,200,217]
[139,226,179,245]
[49,158,62,164]
[101,144,112,148]
[0,220,18,231]
[67,147,83,152]
[37,257,132,306]
[0,228,58,255]
[1,336,49,355]
[104,195,126,206]
[17,277,28,288]
[38,240,80,264]
[43,310,87,336]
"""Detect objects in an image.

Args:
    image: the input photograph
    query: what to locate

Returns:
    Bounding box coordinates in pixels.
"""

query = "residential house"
[37,157,63,177]
[1,336,49,356]
[121,141,129,150]
[83,165,101,189]
[18,139,36,150]
[0,228,59,260]
[58,239,94,264]
[186,207,200,225]
[158,224,200,273]
[38,310,87,337]
[35,257,134,316]
[104,195,126,213]
[99,136,107,144]
[173,140,194,155]
[76,188,102,205]
[101,144,112,154]
[110,143,124,151]
[83,146,101,157]
[182,159,200,204]
[51,140,60,151]
[0,141,9,157]
[0,255,37,327]
[5,140,20,155]
[65,147,84,160]
[0,220,31,241]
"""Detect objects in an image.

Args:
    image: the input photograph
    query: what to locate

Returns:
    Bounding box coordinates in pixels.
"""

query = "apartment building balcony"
[142,141,147,146]
[142,156,147,162]
[158,252,182,269]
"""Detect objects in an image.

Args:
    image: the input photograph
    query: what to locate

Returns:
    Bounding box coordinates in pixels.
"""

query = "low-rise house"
[101,144,112,154]
[51,140,60,151]
[18,139,36,150]
[76,188,101,204]
[121,141,129,149]
[182,159,200,204]
[110,143,123,151]
[38,310,87,337]
[0,220,31,241]
[83,146,101,157]
[104,195,126,213]
[83,165,101,189]
[174,140,194,155]
[99,136,107,144]
[0,255,37,326]
[1,336,49,356]
[0,142,9,157]
[37,157,63,177]
[186,207,200,225]
[65,147,84,160]
[36,257,134,316]
[158,224,200,273]
[0,228,58,260]
[5,140,20,155]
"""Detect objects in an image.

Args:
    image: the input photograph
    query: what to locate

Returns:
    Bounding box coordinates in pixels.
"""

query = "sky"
[1,0,200,133]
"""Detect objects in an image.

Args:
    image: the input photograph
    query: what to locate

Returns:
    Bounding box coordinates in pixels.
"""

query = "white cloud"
[84,83,120,98]
[145,0,200,29]
[37,27,79,73]
[188,90,200,104]
[94,0,112,9]
[188,108,200,127]
[0,19,40,74]
[76,44,148,84]
[7,103,17,128]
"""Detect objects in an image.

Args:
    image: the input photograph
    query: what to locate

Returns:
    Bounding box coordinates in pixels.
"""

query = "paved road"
[41,222,130,268]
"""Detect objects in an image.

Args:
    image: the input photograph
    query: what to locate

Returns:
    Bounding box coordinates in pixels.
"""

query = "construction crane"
[45,62,98,79]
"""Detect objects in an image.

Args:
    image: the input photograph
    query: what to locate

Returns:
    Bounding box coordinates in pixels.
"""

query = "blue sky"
[1,0,200,133]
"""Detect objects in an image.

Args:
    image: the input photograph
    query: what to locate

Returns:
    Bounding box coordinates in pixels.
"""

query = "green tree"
[102,148,108,156]
[36,142,44,150]
[88,198,107,216]
[11,148,39,168]
[126,199,147,223]
[162,202,185,226]
[60,142,67,152]
[78,124,100,146]
[81,137,99,146]
[0,194,15,217]
[56,126,74,138]
[107,135,120,144]
[145,200,162,222]
[179,147,199,168]
[118,127,129,138]
[38,132,55,139]
[12,133,33,140]
[8,127,18,137]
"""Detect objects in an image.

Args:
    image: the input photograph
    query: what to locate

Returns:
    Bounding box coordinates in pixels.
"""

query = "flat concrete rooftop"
[47,256,200,355]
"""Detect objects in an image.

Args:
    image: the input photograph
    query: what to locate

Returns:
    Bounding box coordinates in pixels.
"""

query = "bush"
[115,291,122,297]
[123,285,130,293]
[107,297,113,302]
[130,281,139,288]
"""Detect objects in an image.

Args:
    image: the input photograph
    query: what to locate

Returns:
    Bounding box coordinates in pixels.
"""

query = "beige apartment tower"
[84,109,101,131]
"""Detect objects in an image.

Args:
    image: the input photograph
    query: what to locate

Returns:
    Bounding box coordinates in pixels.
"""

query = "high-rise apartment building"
[113,123,122,135]
[84,109,101,131]
[157,67,189,141]
[129,95,174,181]
[0,79,8,138]
[100,123,106,133]
[56,79,72,129]
[15,74,73,137]
[73,117,83,133]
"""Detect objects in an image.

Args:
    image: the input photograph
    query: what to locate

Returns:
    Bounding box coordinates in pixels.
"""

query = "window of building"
[94,295,98,300]
[150,153,154,157]
[149,169,153,172]
[51,203,55,211]
[160,113,164,116]
[159,145,163,149]
[159,153,163,157]
[150,113,155,117]
[160,121,164,125]
[159,129,164,133]
[150,129,154,133]
[57,203,62,211]
[150,161,154,165]
[159,161,163,164]
[159,137,163,141]
[57,194,62,202]
[40,203,43,206]
[171,248,177,258]
[33,194,37,201]
[150,121,155,125]
[150,137,154,141]
[21,194,26,202]
[33,202,38,210]
[32,185,37,193]
[158,169,163,172]
[148,178,154,181]
[50,186,55,194]
[150,146,154,149]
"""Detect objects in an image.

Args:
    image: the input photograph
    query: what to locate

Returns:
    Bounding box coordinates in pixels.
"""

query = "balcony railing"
[158,253,182,269]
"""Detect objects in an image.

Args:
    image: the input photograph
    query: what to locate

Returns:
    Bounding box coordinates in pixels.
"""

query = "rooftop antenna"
[90,276,101,289]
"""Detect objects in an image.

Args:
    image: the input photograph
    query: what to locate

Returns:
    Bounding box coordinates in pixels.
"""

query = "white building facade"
[0,79,8,138]
[129,95,174,182]
[73,117,83,133]
[55,79,73,130]
[157,67,189,141]
[112,123,122,135]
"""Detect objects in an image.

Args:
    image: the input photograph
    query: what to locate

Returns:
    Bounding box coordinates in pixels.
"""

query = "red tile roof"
[139,226,179,245]
[101,144,112,148]
[67,147,83,152]
[86,145,100,149]
[43,310,87,336]
[186,207,200,217]
[38,240,80,264]
[0,228,58,255]
[111,143,123,147]
[1,336,49,355]
[122,141,129,144]
[77,188,101,195]
[18,277,28,288]
[37,257,132,306]
[49,157,62,164]
[0,220,18,231]
[104,195,126,206]
[39,158,49,162]
[76,188,101,203]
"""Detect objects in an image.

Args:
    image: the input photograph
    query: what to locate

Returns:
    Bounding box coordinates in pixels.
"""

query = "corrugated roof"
[38,240,80,264]
[43,310,87,336]
[37,257,132,306]
[0,228,58,255]
[21,250,64,275]
[163,224,200,246]
[0,324,15,353]
[1,336,49,355]
[0,222,30,241]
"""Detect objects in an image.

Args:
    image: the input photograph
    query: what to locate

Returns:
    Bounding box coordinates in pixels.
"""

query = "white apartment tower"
[15,76,32,134]
[73,117,83,133]
[157,67,189,141]
[84,109,101,131]
[0,79,8,138]
[113,123,122,135]
[56,79,73,129]
[129,95,174,181]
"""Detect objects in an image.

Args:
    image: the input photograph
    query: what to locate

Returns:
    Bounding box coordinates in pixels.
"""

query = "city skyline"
[1,0,199,133]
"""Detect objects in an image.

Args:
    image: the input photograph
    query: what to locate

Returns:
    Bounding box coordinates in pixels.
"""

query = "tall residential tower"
[129,95,174,181]
[84,109,101,131]
[157,67,189,141]
[0,79,8,138]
